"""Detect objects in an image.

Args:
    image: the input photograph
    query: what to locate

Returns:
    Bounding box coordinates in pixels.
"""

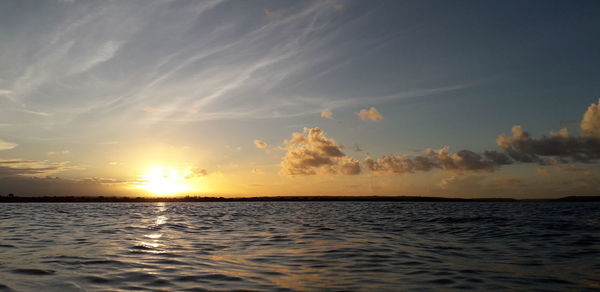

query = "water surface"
[0,202,599,291]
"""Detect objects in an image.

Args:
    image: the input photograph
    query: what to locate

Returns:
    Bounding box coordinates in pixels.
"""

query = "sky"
[1,0,600,198]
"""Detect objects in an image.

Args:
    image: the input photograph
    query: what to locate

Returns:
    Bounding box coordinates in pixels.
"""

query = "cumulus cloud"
[253,139,268,149]
[365,99,600,176]
[357,107,383,121]
[329,156,361,175]
[497,124,600,164]
[320,109,333,119]
[495,99,600,164]
[581,99,600,137]
[277,100,600,178]
[0,140,18,151]
[365,147,503,175]
[280,127,360,175]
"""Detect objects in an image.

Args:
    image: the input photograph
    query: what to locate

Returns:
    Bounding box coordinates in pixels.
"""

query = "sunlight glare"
[137,166,191,195]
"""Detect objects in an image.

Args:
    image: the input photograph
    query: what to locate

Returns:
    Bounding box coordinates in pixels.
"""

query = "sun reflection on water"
[144,233,163,239]
[135,203,168,254]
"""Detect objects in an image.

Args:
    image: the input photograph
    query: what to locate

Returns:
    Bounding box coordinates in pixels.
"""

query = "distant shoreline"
[0,195,598,203]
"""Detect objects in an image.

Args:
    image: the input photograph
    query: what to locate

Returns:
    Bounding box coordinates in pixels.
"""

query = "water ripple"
[0,202,598,291]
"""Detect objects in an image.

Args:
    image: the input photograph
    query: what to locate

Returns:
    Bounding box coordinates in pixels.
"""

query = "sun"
[137,166,191,195]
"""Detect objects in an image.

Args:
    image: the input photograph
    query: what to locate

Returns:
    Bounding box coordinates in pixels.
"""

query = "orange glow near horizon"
[136,166,192,195]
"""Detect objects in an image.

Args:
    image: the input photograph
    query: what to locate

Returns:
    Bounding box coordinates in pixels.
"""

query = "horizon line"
[1,194,599,203]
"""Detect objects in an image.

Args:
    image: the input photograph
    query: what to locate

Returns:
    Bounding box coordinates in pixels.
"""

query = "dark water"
[0,202,599,291]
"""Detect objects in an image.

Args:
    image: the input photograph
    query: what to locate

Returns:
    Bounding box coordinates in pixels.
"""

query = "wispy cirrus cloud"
[0,0,478,139]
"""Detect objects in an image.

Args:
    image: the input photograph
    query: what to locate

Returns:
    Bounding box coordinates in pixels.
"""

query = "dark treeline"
[0,194,598,203]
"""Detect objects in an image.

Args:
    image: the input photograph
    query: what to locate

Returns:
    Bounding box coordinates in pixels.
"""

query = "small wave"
[0,283,14,292]
[175,274,243,282]
[0,201,598,291]
[112,271,158,282]
[11,268,55,275]
[148,259,188,266]
[83,275,112,284]
[428,278,455,285]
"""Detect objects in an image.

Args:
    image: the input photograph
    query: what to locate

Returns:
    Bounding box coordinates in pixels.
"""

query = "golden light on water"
[136,166,192,195]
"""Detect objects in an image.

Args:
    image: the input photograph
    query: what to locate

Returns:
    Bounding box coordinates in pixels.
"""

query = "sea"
[0,202,598,291]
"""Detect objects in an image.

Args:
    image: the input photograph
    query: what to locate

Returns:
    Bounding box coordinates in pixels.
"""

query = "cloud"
[185,167,209,179]
[69,40,121,75]
[0,175,138,196]
[365,147,503,175]
[329,156,361,175]
[0,0,478,138]
[494,99,600,164]
[0,159,79,177]
[0,140,18,151]
[497,126,600,164]
[280,127,360,175]
[253,139,268,149]
[357,107,383,121]
[320,109,333,119]
[581,99,600,137]
[365,99,600,176]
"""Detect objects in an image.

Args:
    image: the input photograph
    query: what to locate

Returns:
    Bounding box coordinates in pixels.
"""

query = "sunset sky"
[1,0,600,198]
